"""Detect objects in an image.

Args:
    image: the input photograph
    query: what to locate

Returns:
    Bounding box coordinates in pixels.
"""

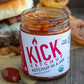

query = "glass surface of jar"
[20,7,71,79]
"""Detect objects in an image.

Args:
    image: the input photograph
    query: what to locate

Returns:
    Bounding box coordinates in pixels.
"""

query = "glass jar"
[20,7,70,79]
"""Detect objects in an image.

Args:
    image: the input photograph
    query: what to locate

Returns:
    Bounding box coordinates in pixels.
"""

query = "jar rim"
[21,7,69,21]
[21,7,70,34]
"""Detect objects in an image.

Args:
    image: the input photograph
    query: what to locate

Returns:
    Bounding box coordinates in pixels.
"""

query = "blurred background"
[34,0,84,19]
[68,0,84,8]
[68,0,84,19]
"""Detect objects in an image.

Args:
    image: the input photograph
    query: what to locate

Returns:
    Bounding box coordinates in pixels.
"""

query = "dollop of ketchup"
[2,67,20,82]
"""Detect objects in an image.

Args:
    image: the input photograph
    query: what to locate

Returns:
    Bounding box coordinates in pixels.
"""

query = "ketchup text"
[26,38,63,68]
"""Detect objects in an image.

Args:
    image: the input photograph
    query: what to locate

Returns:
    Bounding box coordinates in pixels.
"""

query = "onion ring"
[36,3,71,15]
[70,17,84,46]
[0,46,20,55]
[36,2,45,7]
[70,15,75,19]
[40,0,69,8]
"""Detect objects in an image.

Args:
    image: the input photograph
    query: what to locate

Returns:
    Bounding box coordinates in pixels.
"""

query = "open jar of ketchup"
[20,7,70,79]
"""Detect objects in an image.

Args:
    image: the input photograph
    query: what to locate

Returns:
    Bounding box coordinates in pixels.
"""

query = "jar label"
[21,29,71,77]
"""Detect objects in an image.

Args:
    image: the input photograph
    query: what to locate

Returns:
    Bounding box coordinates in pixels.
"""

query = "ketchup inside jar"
[20,7,71,79]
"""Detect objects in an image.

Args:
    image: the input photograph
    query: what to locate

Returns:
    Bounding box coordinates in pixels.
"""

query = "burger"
[0,0,33,56]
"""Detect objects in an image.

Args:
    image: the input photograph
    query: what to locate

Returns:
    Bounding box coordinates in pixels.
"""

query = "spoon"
[2,67,27,84]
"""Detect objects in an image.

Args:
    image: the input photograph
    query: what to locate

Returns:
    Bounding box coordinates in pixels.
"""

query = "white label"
[21,29,71,77]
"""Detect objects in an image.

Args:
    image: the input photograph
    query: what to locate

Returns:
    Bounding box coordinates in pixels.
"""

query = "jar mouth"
[21,7,70,33]
[22,7,69,21]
